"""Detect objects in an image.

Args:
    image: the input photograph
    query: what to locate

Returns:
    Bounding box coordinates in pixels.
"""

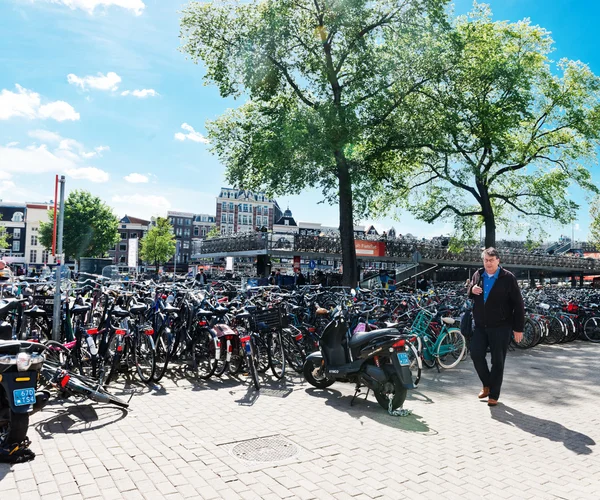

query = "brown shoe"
[488,398,498,407]
[478,387,490,399]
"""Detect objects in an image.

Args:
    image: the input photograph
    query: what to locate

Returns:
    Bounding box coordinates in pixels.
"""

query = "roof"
[121,215,151,225]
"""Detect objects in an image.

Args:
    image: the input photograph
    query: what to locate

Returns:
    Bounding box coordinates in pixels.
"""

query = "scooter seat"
[349,328,400,349]
[23,305,48,318]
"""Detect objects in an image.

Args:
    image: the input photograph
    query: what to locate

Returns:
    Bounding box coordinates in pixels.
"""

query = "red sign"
[355,240,386,257]
[293,256,301,270]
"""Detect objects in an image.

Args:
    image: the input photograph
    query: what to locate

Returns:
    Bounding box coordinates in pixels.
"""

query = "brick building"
[109,215,150,267]
[215,188,282,235]
[0,202,26,265]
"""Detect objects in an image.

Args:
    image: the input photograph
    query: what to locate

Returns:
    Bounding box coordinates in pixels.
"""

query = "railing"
[197,233,600,272]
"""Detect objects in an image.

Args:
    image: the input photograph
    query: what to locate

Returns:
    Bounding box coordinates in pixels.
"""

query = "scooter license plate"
[13,388,36,407]
[397,352,410,366]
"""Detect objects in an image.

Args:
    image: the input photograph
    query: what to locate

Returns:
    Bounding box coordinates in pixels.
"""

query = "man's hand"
[513,331,523,343]
[471,285,483,295]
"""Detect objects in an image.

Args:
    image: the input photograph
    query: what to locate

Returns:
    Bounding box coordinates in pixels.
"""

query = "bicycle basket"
[410,309,434,336]
[32,295,55,314]
[249,305,287,331]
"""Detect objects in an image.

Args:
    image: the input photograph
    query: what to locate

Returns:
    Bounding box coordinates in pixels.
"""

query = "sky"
[0,0,599,242]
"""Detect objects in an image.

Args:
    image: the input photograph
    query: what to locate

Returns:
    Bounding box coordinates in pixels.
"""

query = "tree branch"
[425,204,483,223]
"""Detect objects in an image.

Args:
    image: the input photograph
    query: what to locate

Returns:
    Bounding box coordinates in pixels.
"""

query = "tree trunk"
[478,182,496,248]
[336,152,358,287]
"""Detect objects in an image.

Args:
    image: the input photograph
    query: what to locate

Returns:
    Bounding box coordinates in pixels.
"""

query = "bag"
[460,310,474,339]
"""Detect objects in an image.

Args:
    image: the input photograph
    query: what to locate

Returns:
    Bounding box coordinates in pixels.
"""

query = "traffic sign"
[309,260,316,269]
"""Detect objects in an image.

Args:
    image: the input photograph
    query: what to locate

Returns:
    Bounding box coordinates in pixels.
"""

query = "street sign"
[412,250,422,264]
[128,238,138,268]
[309,260,316,269]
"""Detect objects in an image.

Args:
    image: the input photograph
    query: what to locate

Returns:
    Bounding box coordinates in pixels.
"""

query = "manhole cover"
[230,435,299,462]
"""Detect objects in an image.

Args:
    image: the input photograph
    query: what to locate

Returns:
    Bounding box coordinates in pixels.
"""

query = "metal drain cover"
[230,435,299,463]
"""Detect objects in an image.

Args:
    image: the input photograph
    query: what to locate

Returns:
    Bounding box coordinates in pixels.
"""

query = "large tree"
[180,0,451,286]
[0,215,9,250]
[40,190,119,261]
[139,217,176,269]
[373,4,600,247]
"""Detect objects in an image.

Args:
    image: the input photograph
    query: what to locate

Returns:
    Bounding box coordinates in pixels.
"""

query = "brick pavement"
[1,341,599,499]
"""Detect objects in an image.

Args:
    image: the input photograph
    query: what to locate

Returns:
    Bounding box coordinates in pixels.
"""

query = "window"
[31,235,38,246]
[12,212,24,222]
[243,215,248,225]
[229,202,233,211]
[284,220,289,226]
[201,216,207,222]
[122,224,127,229]
[184,229,191,237]
[194,227,199,236]
[256,206,262,215]
[130,232,138,238]
[201,228,207,237]
[30,250,37,263]
[13,228,21,239]
[32,227,38,232]
[185,219,191,225]
[221,214,227,223]
[169,217,174,224]
[221,227,227,234]
[121,232,127,240]
[222,201,227,211]
[178,218,183,225]
[176,228,182,236]
[183,241,190,249]
[119,256,126,263]
[243,204,248,212]
[228,214,233,223]
[42,250,49,264]
[12,241,20,252]
[119,244,127,251]
[264,206,269,213]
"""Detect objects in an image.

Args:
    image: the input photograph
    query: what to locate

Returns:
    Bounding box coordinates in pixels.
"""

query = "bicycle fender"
[390,354,416,390]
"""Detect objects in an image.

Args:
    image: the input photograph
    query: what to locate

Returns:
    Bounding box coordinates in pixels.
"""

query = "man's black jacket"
[467,267,525,332]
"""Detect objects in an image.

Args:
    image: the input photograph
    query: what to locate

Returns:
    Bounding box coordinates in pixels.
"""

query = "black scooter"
[303,311,415,412]
[0,309,50,463]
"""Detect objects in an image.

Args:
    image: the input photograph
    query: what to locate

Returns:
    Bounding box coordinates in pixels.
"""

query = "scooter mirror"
[350,289,356,297]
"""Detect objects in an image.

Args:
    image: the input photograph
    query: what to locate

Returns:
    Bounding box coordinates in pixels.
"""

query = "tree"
[40,190,119,261]
[205,226,221,239]
[0,214,9,250]
[139,218,176,269]
[180,0,451,286]
[375,4,600,247]
[590,198,600,248]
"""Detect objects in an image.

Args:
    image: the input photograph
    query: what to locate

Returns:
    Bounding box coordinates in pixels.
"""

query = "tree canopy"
[0,215,8,250]
[40,190,119,260]
[139,217,176,268]
[372,4,600,247]
[180,0,451,285]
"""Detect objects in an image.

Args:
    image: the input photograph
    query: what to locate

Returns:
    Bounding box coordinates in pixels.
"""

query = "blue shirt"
[483,266,501,303]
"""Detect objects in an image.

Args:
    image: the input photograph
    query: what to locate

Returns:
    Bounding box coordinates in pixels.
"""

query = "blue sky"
[0,0,598,242]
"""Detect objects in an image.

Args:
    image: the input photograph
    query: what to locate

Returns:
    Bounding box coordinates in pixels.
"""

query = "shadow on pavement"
[34,403,128,439]
[490,404,595,455]
[305,387,436,434]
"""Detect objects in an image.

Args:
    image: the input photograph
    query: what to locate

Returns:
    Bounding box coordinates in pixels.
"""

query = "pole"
[173,241,177,283]
[52,175,58,255]
[52,176,66,341]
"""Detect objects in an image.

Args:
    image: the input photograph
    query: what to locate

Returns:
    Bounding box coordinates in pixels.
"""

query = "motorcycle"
[303,306,416,413]
[0,316,50,462]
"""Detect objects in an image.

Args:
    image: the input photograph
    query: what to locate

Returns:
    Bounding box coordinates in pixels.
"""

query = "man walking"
[467,248,524,406]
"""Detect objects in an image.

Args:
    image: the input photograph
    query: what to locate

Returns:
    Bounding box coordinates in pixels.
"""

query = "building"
[191,213,216,254]
[24,202,56,269]
[272,208,298,234]
[0,202,27,266]
[109,215,150,267]
[297,222,365,238]
[167,211,194,264]
[215,188,282,235]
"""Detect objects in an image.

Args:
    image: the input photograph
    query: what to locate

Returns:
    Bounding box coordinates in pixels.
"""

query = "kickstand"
[351,386,370,406]
[436,362,441,374]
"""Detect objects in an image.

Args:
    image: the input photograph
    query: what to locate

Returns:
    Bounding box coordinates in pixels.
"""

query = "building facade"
[24,202,56,269]
[109,215,150,267]
[215,188,282,235]
[167,211,194,264]
[191,213,216,254]
[0,202,27,265]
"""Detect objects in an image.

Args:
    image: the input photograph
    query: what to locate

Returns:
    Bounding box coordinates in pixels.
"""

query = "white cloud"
[112,194,171,211]
[121,89,158,98]
[67,71,121,91]
[174,123,210,143]
[0,84,79,122]
[124,173,149,183]
[43,0,145,16]
[0,132,110,183]
[5,141,19,147]
[81,145,110,158]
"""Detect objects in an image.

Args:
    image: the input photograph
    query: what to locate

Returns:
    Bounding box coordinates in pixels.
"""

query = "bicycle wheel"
[583,316,600,342]
[436,329,466,369]
[282,328,305,373]
[419,337,436,369]
[246,341,260,390]
[43,341,74,370]
[190,330,218,380]
[268,330,286,379]
[254,333,270,373]
[405,341,421,386]
[135,332,156,383]
[544,317,564,344]
[153,326,172,382]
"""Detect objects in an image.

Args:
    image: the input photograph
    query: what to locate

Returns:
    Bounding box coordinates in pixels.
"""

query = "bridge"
[193,233,600,276]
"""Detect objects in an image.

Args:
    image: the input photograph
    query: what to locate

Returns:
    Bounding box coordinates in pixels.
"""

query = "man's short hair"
[481,247,500,259]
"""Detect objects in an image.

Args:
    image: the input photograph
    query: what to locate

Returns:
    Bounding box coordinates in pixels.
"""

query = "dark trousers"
[470,325,512,400]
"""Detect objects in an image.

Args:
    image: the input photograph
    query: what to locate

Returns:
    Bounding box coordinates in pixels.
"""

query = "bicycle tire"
[405,341,421,386]
[246,345,260,390]
[43,341,74,370]
[268,330,286,379]
[583,316,600,342]
[544,316,564,344]
[152,326,172,382]
[436,329,466,369]
[135,332,156,383]
[190,329,218,380]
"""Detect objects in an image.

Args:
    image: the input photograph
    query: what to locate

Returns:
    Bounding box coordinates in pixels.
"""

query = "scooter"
[303,309,416,413]
[0,316,50,463]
